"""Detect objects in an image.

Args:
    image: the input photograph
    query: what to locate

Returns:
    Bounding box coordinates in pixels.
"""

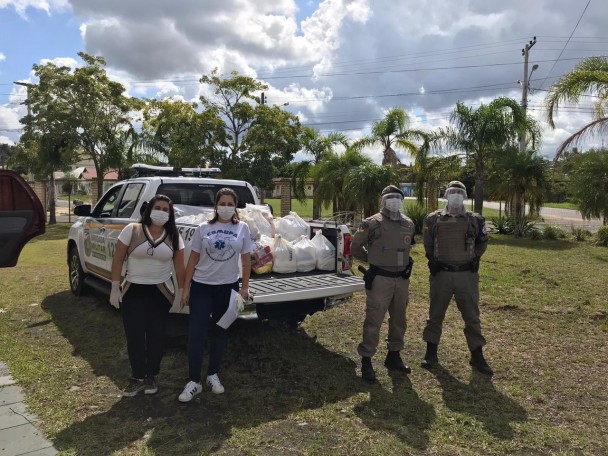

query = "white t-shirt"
[118,223,185,284]
[191,220,254,285]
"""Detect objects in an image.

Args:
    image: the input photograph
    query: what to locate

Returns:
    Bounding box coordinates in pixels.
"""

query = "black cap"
[381,185,404,197]
[447,180,466,191]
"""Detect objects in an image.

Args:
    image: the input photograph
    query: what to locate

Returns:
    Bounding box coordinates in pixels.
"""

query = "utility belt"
[358,259,414,290]
[429,258,479,275]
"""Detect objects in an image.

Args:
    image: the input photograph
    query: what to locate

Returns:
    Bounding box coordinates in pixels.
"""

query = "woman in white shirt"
[110,194,185,397]
[178,188,254,402]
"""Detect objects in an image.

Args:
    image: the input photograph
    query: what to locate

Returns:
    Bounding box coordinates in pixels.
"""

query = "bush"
[512,217,537,238]
[490,216,513,234]
[542,224,568,240]
[571,226,591,242]
[595,226,608,246]
[404,200,427,234]
[529,229,543,240]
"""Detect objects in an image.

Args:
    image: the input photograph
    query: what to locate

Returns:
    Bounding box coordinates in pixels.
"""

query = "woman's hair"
[209,187,239,224]
[141,194,180,250]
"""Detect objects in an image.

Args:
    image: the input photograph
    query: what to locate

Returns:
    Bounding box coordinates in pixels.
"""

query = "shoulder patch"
[358,221,369,232]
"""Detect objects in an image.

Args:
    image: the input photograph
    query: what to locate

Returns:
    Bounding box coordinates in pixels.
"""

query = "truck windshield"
[157,183,255,209]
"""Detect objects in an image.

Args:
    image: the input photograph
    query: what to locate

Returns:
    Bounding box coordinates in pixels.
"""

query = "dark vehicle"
[0,170,45,267]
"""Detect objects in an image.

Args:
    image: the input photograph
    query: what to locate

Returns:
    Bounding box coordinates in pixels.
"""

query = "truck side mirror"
[74,204,91,216]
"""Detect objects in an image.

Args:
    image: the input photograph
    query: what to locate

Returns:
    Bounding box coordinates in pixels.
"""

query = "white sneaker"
[178,381,203,402]
[206,374,225,394]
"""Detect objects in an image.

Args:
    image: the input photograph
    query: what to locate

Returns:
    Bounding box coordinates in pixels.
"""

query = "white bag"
[272,235,297,273]
[292,235,317,272]
[246,204,274,237]
[311,230,336,271]
[275,211,309,242]
[240,214,260,241]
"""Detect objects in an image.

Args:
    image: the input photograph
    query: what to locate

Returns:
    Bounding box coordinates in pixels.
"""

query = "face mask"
[217,206,235,220]
[447,194,464,208]
[385,198,403,213]
[150,210,170,226]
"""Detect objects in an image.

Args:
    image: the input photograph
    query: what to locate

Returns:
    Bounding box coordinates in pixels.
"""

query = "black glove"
[428,260,441,276]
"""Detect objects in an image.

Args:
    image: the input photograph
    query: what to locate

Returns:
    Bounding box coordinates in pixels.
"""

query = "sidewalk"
[0,363,57,456]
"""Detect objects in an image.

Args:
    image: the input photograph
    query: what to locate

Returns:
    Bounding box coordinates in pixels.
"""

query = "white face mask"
[150,209,169,226]
[385,198,403,213]
[217,206,235,220]
[447,194,464,208]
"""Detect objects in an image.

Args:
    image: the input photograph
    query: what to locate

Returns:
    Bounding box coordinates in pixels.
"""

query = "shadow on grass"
[42,291,381,455]
[489,235,575,251]
[354,372,436,450]
[431,364,527,439]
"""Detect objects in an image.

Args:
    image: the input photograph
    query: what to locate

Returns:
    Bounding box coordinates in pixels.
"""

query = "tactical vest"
[433,214,476,265]
[366,213,415,271]
[123,223,176,304]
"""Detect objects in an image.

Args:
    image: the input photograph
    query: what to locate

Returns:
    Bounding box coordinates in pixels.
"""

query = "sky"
[1,0,607,163]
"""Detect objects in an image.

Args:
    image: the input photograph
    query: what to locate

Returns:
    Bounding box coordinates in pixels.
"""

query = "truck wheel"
[69,247,87,296]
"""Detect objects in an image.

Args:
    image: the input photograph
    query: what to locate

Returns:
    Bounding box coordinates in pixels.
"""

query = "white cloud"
[0,135,15,145]
[0,53,6,62]
[0,0,69,17]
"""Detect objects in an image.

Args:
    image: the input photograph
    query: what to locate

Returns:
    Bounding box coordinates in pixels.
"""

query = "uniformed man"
[351,185,416,382]
[421,180,493,376]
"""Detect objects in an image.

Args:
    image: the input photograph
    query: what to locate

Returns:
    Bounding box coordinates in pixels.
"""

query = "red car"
[0,170,45,267]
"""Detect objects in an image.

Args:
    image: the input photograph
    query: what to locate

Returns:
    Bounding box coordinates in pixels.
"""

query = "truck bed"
[249,272,364,303]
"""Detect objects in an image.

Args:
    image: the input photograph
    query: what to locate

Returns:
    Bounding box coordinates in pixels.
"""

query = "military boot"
[384,351,411,374]
[361,356,376,382]
[420,342,438,369]
[470,347,494,376]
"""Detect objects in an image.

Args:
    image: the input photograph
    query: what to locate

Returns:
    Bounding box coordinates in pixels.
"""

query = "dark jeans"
[121,283,171,379]
[188,280,238,382]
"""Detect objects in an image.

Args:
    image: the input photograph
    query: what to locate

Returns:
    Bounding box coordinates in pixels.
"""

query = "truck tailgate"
[249,273,364,303]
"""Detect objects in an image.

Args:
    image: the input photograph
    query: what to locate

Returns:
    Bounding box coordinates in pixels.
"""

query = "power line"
[538,0,592,90]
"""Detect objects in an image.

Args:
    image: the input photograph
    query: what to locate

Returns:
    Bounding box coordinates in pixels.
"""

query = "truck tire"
[68,247,88,296]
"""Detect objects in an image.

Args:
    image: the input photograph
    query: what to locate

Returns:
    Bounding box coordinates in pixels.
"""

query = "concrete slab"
[0,363,58,456]
[0,424,57,456]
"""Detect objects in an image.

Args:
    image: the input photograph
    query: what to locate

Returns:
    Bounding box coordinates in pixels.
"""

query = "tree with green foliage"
[199,69,267,168]
[437,97,538,214]
[545,56,608,159]
[142,99,226,168]
[352,107,428,166]
[569,148,608,224]
[487,146,549,220]
[298,128,349,217]
[311,149,371,216]
[21,53,139,197]
[0,143,16,169]
[346,162,397,217]
[242,104,301,201]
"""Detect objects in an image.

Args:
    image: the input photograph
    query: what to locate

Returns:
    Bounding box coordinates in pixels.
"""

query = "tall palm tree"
[346,163,397,217]
[352,108,429,166]
[545,56,608,159]
[437,97,536,214]
[487,146,549,220]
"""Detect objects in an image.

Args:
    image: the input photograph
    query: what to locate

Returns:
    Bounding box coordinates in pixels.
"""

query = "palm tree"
[346,163,397,217]
[311,149,371,216]
[545,56,608,159]
[568,148,608,224]
[487,146,549,220]
[437,97,536,214]
[299,128,349,218]
[352,108,429,166]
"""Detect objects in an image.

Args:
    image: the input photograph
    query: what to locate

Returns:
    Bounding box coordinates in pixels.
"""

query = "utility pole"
[260,92,265,105]
[519,37,537,153]
[13,81,33,117]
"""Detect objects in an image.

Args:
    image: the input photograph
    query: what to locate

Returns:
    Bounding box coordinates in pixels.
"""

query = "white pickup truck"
[67,165,364,323]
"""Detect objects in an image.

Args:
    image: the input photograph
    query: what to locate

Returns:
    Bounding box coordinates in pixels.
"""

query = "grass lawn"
[264,198,334,219]
[1,225,607,455]
[543,202,579,210]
